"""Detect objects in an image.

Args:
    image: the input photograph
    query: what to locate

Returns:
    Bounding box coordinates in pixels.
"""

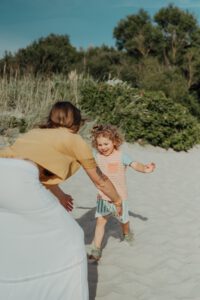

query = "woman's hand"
[114,202,123,217]
[59,193,74,212]
[112,199,122,217]
[45,184,74,212]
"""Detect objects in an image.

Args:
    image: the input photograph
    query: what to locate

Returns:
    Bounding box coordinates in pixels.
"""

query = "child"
[88,124,155,261]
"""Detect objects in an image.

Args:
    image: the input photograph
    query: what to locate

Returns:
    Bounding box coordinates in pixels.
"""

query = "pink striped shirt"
[96,149,131,201]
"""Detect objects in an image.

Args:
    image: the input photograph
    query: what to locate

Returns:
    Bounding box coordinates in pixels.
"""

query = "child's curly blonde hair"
[91,124,124,150]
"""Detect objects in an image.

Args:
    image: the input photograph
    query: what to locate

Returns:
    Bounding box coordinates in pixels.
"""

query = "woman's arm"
[45,184,73,212]
[84,166,123,215]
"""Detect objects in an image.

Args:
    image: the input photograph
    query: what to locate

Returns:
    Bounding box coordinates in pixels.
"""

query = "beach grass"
[0,71,85,141]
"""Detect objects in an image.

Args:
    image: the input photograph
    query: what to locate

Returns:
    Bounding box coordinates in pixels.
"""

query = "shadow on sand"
[76,207,148,300]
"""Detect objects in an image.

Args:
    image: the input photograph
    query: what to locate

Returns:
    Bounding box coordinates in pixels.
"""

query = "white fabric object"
[0,158,88,300]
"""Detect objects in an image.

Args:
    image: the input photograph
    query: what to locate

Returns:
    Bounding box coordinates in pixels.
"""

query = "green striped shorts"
[95,199,129,224]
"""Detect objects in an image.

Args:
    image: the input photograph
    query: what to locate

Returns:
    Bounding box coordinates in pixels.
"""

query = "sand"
[61,142,200,300]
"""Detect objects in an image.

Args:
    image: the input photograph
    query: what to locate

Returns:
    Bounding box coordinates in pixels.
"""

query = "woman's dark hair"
[40,101,83,133]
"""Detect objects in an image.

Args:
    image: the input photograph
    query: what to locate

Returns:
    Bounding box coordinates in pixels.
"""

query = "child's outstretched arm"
[130,161,156,173]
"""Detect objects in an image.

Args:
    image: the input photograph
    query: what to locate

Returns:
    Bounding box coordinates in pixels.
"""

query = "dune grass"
[0,71,85,141]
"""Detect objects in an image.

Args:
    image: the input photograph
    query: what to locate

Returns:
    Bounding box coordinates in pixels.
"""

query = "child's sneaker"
[123,230,134,246]
[87,244,102,261]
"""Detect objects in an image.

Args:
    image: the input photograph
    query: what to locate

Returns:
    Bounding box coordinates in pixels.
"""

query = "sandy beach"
[61,142,200,300]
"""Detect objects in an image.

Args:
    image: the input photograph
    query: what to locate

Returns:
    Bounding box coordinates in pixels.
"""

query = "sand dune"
[61,143,200,300]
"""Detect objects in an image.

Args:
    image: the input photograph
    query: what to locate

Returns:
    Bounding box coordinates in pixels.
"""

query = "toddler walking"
[88,124,155,261]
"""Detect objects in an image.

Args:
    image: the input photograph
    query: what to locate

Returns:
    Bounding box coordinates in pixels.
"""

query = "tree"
[136,57,188,100]
[5,34,79,75]
[182,47,200,89]
[154,4,198,64]
[113,9,161,58]
[83,45,122,80]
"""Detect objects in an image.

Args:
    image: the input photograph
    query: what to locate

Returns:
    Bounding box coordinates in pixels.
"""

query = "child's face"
[96,136,115,156]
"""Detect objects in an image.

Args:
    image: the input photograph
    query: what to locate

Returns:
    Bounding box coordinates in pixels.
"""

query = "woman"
[0,101,122,300]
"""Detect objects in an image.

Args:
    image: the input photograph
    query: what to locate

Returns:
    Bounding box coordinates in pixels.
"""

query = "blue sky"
[0,0,200,57]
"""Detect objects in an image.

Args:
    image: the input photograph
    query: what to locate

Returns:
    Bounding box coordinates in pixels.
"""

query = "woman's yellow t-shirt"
[0,127,96,185]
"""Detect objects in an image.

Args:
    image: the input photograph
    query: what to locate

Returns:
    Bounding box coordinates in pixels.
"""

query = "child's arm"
[130,161,156,173]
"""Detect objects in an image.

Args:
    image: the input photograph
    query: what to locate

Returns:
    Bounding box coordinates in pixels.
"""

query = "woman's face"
[96,136,115,156]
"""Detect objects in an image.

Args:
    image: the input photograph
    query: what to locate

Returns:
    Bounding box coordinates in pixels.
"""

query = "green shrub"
[1,73,200,151]
[80,81,200,151]
[0,115,28,133]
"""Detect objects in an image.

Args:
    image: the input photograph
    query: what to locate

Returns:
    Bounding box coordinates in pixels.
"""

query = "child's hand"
[144,162,156,173]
